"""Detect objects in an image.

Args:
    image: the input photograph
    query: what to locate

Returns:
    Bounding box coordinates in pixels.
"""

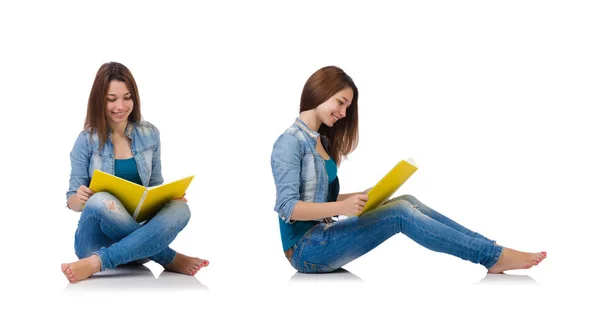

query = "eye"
[107,98,116,102]
[336,99,343,105]
[124,97,132,101]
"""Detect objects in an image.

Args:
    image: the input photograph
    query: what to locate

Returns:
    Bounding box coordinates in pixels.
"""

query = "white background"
[1,0,599,323]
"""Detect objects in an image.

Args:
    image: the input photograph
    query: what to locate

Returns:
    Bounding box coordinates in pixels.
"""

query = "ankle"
[90,254,102,271]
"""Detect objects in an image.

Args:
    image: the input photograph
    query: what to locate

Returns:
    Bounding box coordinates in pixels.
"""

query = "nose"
[116,99,126,110]
[340,106,347,117]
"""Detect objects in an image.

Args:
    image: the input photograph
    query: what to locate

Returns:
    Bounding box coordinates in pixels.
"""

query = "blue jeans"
[74,192,190,271]
[290,194,503,273]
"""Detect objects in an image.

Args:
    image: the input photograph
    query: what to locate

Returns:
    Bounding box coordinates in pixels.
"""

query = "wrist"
[333,201,343,216]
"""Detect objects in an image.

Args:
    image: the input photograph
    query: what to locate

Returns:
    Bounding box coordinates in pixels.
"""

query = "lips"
[112,111,127,118]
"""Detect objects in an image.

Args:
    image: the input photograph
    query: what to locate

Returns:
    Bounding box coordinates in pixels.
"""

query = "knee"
[384,197,413,210]
[165,201,191,228]
[82,192,129,221]
[84,192,117,211]
[396,194,418,205]
[391,199,414,212]
[385,199,421,222]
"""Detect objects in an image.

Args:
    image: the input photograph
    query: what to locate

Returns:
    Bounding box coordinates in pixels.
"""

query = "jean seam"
[486,245,503,269]
[293,225,317,270]
[93,251,106,271]
[154,249,177,266]
[124,231,173,264]
[99,222,179,269]
[93,208,139,242]
[400,211,494,266]
[74,216,97,258]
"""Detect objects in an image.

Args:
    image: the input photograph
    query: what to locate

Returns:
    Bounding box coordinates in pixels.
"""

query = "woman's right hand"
[76,185,95,205]
[339,193,369,216]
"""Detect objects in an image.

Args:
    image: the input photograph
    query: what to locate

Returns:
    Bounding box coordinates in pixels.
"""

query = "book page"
[405,157,417,167]
[360,159,418,216]
[88,170,147,216]
[135,175,194,222]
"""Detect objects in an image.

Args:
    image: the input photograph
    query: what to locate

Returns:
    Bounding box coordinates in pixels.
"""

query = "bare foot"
[487,248,547,274]
[61,255,102,283]
[165,253,209,276]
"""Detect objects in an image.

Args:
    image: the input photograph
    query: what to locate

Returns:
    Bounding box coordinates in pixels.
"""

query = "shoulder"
[74,129,92,147]
[71,129,95,155]
[272,127,307,162]
[132,121,160,141]
[273,126,305,149]
[134,120,159,133]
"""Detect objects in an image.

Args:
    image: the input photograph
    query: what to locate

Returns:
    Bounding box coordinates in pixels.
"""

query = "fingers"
[356,204,364,214]
[77,194,89,205]
[77,186,94,204]
[355,194,368,214]
[355,205,364,215]
[77,191,91,200]
[79,185,94,195]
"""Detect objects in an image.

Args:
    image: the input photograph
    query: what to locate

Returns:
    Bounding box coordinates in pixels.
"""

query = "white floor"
[2,183,595,325]
[13,228,591,325]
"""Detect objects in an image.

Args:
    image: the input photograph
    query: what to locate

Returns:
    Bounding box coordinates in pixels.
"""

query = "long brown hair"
[299,66,359,164]
[85,62,142,149]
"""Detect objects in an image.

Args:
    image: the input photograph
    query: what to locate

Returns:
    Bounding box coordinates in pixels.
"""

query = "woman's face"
[316,87,353,127]
[105,80,133,127]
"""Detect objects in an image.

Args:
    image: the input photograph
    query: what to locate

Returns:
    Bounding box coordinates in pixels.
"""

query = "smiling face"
[105,80,133,128]
[315,87,354,127]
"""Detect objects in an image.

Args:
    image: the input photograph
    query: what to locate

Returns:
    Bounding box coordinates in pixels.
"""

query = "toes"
[534,253,546,263]
[63,266,77,283]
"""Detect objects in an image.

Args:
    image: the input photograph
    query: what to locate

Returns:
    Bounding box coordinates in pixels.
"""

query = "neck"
[299,110,321,132]
[109,121,128,137]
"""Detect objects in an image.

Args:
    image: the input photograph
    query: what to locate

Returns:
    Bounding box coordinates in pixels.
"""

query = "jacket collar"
[108,121,134,140]
[294,117,333,156]
[294,117,319,142]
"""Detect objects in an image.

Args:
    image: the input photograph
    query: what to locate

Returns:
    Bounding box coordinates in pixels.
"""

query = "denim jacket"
[66,121,163,203]
[271,118,332,224]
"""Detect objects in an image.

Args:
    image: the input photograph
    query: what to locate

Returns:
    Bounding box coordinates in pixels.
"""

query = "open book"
[358,157,418,216]
[89,170,194,222]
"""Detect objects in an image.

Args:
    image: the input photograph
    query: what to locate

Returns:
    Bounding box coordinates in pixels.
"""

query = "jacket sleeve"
[66,132,91,206]
[271,134,302,224]
[148,125,164,187]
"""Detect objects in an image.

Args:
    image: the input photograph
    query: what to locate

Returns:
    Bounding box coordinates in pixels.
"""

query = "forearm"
[290,201,342,221]
[67,195,83,212]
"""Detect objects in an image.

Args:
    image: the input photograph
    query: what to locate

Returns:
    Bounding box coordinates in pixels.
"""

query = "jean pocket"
[301,261,334,273]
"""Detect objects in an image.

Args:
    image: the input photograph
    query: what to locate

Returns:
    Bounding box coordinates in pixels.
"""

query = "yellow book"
[88,170,194,222]
[358,158,418,216]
